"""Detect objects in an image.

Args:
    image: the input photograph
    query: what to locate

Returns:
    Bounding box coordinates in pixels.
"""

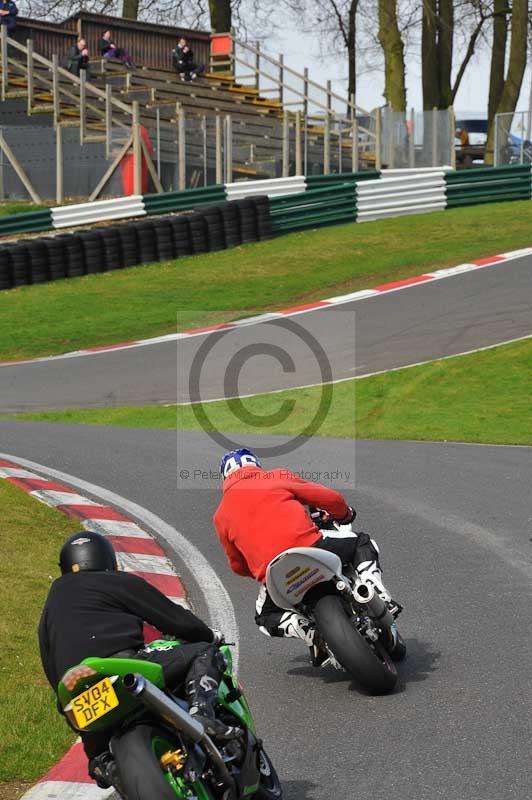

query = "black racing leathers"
[38,570,214,690]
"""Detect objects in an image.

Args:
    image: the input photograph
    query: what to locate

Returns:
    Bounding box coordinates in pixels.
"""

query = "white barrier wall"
[356,171,447,223]
[226,176,306,200]
[51,196,146,229]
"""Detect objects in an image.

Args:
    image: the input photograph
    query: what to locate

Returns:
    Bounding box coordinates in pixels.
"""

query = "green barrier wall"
[270,183,357,233]
[0,208,53,237]
[143,185,227,214]
[445,164,532,208]
[306,170,380,189]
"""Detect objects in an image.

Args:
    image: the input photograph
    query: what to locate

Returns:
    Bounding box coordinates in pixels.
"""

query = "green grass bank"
[0,481,78,791]
[8,338,531,446]
[1,200,532,361]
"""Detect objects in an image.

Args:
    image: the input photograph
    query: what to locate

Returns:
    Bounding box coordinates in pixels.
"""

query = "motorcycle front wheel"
[255,747,283,799]
[113,724,214,799]
[313,594,397,694]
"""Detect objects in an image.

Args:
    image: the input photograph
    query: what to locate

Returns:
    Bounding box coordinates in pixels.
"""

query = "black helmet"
[59,531,117,575]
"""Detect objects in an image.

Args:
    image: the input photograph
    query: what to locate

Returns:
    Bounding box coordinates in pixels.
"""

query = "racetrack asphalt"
[2,254,532,411]
[2,420,531,800]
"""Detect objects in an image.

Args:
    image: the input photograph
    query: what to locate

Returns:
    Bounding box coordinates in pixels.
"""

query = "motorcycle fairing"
[266,547,346,611]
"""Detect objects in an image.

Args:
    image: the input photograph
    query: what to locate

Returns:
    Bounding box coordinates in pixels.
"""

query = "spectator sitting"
[0,0,18,32]
[172,36,204,82]
[68,38,90,78]
[99,30,134,69]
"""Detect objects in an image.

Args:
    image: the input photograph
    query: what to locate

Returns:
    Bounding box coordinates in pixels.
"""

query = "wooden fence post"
[132,100,142,195]
[56,122,64,205]
[177,103,186,190]
[375,108,382,170]
[225,114,233,183]
[282,110,289,177]
[79,69,87,144]
[27,39,34,115]
[215,114,223,184]
[295,111,302,175]
[1,26,7,103]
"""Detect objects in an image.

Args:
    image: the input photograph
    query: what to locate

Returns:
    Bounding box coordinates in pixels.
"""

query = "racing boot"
[277,612,315,646]
[186,675,240,741]
[88,751,124,793]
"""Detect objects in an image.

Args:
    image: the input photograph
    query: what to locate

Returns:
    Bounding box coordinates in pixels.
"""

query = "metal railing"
[494,110,532,167]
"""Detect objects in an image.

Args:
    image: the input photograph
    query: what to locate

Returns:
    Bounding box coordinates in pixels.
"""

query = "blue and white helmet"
[220,448,261,479]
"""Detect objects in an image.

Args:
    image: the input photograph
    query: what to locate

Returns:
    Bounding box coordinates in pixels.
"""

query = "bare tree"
[378,0,407,111]
[485,0,527,163]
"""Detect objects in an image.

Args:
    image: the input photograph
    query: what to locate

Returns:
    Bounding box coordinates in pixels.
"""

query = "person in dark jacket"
[172,35,204,81]
[0,0,18,32]
[67,38,90,78]
[98,29,133,68]
[39,531,236,790]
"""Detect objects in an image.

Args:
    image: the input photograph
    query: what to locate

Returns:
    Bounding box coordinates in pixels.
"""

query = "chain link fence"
[494,111,532,166]
[379,108,454,169]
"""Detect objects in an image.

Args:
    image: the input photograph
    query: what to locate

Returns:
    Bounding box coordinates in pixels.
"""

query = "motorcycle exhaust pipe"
[124,674,237,795]
[124,673,205,741]
[352,582,394,629]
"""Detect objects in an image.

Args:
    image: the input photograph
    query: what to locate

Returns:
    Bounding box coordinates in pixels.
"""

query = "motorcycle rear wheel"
[255,747,283,799]
[113,724,213,799]
[313,594,397,693]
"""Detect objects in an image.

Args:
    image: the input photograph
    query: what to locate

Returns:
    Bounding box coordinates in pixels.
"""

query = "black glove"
[336,505,356,525]
[310,507,335,529]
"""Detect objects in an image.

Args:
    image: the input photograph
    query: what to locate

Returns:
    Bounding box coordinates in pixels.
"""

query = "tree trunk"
[421,0,438,110]
[487,0,508,128]
[347,0,358,110]
[377,0,406,111]
[208,0,232,32]
[485,0,527,165]
[437,0,453,108]
[121,0,139,20]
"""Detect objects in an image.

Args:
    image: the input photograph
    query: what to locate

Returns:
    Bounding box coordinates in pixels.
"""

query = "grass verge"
[6,338,531,446]
[0,201,46,217]
[0,480,78,787]
[1,200,532,360]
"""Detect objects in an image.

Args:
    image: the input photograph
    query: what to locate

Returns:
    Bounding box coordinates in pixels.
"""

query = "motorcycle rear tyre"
[113,723,213,799]
[313,594,397,694]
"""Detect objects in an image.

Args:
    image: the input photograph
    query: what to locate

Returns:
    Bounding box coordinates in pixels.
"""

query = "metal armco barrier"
[356,170,447,222]
[0,165,531,251]
[306,170,380,189]
[143,185,227,214]
[226,176,306,200]
[0,208,53,237]
[445,164,532,208]
[270,183,357,234]
[51,196,146,229]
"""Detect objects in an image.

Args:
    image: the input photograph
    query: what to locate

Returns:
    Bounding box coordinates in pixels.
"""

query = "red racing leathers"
[213,466,350,583]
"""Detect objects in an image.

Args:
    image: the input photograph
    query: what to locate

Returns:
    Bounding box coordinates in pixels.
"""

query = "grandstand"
[0,11,376,199]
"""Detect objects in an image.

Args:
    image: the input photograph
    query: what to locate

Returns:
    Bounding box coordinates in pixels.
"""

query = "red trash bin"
[120,126,153,195]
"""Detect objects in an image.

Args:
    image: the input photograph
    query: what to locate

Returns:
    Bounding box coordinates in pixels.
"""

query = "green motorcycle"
[58,639,282,800]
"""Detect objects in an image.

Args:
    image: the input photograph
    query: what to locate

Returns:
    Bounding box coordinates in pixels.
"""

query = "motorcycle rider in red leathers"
[214,448,398,651]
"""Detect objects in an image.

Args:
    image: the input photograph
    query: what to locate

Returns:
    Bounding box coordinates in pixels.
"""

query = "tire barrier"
[0,195,272,291]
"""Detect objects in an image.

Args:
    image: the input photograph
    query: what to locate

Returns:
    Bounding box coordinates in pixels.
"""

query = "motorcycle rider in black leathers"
[39,531,236,790]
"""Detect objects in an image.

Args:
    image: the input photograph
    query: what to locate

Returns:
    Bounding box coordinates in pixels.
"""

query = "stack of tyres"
[98,228,123,271]
[218,201,241,248]
[115,224,139,268]
[4,243,30,287]
[152,218,175,261]
[25,239,50,284]
[168,216,192,257]
[43,237,67,281]
[135,220,158,264]
[79,231,105,274]
[0,247,11,290]
[251,196,274,240]
[201,205,226,252]
[234,199,259,244]
[187,213,208,254]
[55,234,85,278]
